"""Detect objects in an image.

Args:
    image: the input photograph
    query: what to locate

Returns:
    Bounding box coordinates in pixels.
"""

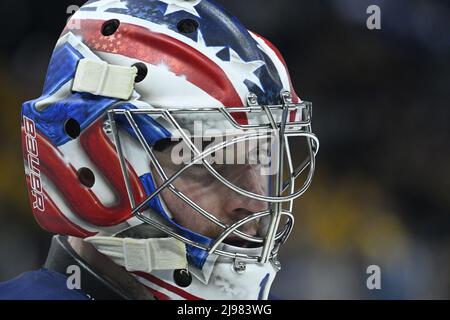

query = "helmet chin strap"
[85,235,279,300]
[85,236,188,273]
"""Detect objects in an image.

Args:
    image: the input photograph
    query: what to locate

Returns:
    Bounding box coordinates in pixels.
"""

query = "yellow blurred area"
[289,170,411,261]
[0,68,30,212]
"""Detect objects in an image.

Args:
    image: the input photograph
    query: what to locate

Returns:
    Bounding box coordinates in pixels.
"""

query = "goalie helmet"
[21,0,319,300]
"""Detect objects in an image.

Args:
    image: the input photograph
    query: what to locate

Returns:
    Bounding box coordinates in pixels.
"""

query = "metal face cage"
[107,92,319,264]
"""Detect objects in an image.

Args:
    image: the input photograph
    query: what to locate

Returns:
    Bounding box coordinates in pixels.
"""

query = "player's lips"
[224,238,261,248]
[223,224,259,239]
[224,230,260,248]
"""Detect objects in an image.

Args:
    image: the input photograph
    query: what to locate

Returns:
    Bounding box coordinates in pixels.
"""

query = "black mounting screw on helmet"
[101,19,121,36]
[64,118,81,140]
[177,19,199,34]
[173,269,192,288]
[77,168,96,188]
[132,62,148,83]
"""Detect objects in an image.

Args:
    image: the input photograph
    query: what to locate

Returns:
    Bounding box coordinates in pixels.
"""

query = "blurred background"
[0,0,449,299]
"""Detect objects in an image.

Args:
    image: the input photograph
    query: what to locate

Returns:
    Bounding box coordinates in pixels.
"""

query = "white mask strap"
[85,236,188,273]
[72,59,137,100]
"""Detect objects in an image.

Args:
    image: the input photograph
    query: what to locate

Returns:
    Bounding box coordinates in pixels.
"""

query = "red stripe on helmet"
[21,120,147,229]
[64,19,248,125]
[26,176,96,238]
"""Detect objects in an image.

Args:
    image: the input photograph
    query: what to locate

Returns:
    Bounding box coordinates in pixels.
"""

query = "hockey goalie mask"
[21,0,319,300]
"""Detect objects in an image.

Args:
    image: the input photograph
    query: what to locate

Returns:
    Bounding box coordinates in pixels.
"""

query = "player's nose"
[222,165,268,220]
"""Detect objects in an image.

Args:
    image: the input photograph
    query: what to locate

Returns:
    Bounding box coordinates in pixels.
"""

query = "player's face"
[152,138,271,245]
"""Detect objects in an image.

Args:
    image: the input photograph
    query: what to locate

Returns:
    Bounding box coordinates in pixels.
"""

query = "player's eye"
[153,138,178,152]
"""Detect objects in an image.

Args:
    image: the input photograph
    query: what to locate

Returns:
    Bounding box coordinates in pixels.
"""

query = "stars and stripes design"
[83,0,129,12]
[68,18,244,111]
[75,0,298,106]
[158,0,202,17]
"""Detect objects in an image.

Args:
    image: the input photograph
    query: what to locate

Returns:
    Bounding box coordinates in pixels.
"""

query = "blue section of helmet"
[258,273,270,300]
[23,92,117,147]
[26,42,171,148]
[22,43,171,148]
[139,173,166,215]
[139,173,212,269]
[197,0,286,104]
[81,0,285,105]
[22,43,119,147]
[42,42,83,96]
[114,103,172,147]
